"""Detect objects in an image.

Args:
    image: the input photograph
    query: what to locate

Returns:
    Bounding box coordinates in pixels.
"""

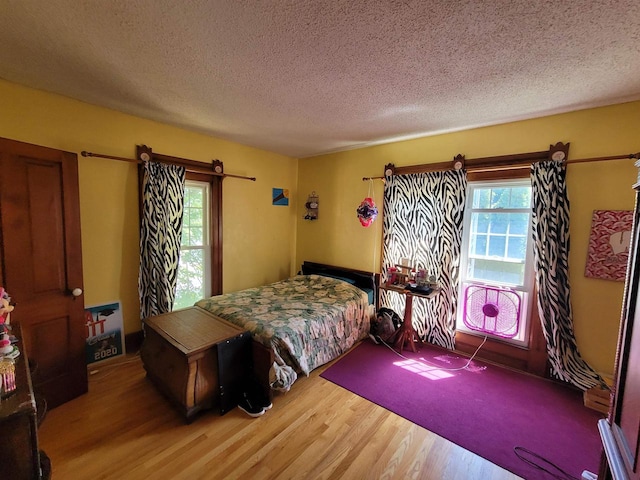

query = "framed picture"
[85,301,125,364]
[272,188,289,206]
[585,210,634,282]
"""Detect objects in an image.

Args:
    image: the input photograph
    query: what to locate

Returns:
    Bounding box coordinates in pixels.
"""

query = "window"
[457,180,535,346]
[173,180,211,310]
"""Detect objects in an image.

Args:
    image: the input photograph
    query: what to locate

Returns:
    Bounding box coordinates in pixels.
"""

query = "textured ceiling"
[0,1,639,158]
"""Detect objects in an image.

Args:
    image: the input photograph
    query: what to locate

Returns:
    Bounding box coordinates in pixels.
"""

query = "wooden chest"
[141,307,251,422]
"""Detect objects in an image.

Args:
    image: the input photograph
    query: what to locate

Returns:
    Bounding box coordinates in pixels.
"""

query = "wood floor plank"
[39,353,521,479]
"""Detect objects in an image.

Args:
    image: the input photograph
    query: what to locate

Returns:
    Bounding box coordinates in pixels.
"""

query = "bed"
[194,261,378,396]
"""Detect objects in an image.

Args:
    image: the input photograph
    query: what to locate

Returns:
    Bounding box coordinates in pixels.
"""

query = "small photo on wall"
[272,188,289,206]
[585,210,634,282]
[85,301,125,365]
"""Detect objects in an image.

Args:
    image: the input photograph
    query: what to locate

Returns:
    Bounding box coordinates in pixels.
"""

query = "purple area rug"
[321,341,604,480]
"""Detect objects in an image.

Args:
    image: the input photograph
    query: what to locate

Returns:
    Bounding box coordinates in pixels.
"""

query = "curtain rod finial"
[383,163,395,177]
[549,142,570,162]
[452,154,465,170]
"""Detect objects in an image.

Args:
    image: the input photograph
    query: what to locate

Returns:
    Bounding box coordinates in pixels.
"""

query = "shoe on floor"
[248,381,273,411]
[257,386,273,410]
[238,392,265,418]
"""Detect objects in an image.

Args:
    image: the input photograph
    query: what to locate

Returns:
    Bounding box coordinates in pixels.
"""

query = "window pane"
[509,187,531,208]
[473,189,491,209]
[190,190,203,208]
[473,213,490,233]
[468,258,525,284]
[182,185,205,247]
[471,233,487,256]
[472,186,531,210]
[488,235,506,257]
[489,213,508,234]
[509,213,529,235]
[190,207,203,227]
[491,188,510,208]
[174,249,205,310]
[184,186,199,209]
[181,228,189,246]
[191,227,203,245]
[507,236,527,260]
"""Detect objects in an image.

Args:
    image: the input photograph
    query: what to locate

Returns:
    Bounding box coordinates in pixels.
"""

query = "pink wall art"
[585,210,634,282]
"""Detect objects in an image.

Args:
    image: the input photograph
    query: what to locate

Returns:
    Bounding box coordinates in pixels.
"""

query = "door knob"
[71,288,83,297]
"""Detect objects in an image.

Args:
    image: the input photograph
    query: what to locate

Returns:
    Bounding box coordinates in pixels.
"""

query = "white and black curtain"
[381,170,467,349]
[530,161,604,390]
[139,161,186,320]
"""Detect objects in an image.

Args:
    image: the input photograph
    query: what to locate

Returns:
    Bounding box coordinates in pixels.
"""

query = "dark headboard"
[301,261,380,310]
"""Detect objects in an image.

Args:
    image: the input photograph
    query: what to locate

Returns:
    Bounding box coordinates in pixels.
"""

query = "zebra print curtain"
[139,161,186,320]
[381,170,467,349]
[530,161,604,390]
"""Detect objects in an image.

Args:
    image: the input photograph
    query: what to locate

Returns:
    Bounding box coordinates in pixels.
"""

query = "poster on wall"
[272,188,289,206]
[85,301,125,365]
[585,210,634,282]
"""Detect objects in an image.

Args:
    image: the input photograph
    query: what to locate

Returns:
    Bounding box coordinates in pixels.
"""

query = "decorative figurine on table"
[0,287,17,397]
[387,266,398,285]
[0,357,16,397]
[0,287,19,360]
[0,328,12,355]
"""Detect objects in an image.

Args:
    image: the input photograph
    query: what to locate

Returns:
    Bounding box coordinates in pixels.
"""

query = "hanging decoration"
[304,191,319,220]
[357,179,378,227]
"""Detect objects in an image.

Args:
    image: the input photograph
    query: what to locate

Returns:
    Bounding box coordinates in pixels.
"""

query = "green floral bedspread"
[195,274,373,391]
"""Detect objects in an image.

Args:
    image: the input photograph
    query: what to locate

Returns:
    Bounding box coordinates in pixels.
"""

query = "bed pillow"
[317,273,357,285]
[315,273,375,304]
[360,287,375,305]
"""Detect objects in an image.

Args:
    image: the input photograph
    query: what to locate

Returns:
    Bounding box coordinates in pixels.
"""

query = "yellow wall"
[297,101,640,376]
[0,79,298,335]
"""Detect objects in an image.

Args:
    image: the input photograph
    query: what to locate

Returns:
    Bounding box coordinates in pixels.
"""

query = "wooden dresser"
[0,323,48,479]
[141,307,252,422]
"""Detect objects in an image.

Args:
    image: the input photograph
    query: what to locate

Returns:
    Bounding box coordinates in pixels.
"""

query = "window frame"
[453,168,547,377]
[457,178,536,346]
[186,171,223,297]
[173,179,212,310]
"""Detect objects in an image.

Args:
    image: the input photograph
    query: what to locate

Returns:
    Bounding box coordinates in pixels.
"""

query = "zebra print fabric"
[139,161,186,320]
[381,170,467,349]
[531,161,604,390]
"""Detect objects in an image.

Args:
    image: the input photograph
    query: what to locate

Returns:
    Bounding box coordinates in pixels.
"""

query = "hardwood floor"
[39,353,520,479]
